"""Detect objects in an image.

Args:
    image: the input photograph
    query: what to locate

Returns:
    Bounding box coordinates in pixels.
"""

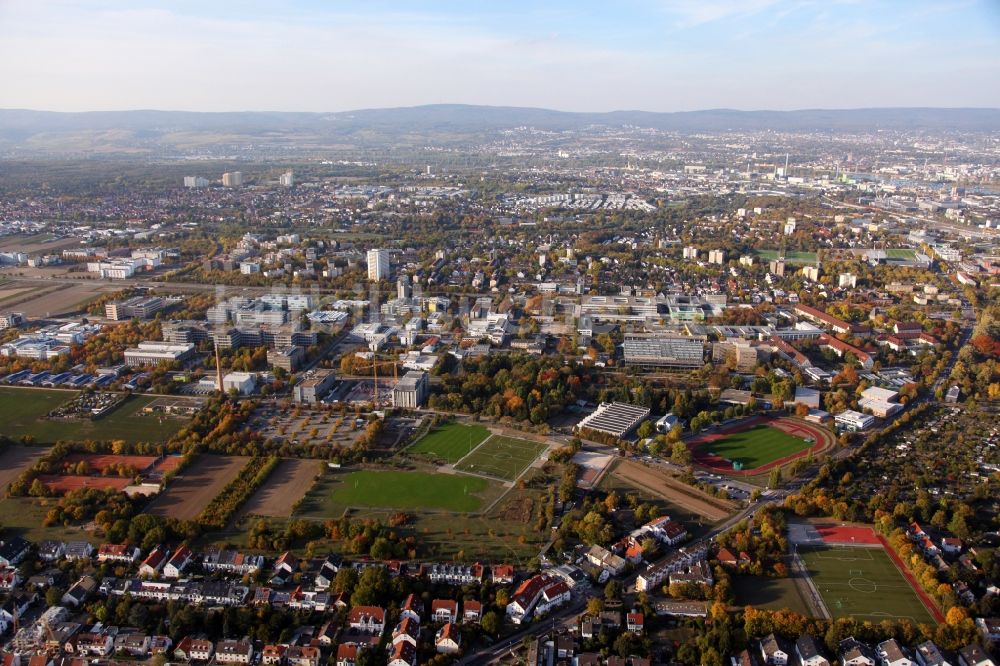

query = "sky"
[1,0,999,113]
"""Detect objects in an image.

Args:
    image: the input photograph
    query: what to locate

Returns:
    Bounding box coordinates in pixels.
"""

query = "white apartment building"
[367,249,390,281]
[222,172,243,187]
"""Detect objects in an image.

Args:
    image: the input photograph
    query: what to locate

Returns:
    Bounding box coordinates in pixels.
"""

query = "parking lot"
[249,402,371,449]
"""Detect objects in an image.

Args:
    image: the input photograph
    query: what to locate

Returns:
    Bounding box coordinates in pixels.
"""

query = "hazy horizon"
[4,103,1000,115]
[2,0,999,114]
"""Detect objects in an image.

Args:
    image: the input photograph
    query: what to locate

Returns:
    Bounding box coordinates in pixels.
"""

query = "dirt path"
[612,459,737,521]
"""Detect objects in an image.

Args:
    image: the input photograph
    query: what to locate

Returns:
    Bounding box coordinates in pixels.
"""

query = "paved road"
[460,495,786,665]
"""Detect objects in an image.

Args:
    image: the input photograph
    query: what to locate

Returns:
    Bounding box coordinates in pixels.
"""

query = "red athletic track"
[877,533,946,624]
[816,524,880,545]
[687,415,835,476]
[814,523,944,624]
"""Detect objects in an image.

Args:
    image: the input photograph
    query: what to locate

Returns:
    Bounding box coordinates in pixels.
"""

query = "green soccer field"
[798,545,936,624]
[700,425,811,470]
[0,388,187,444]
[887,248,917,260]
[407,422,491,463]
[328,470,491,512]
[752,249,818,265]
[453,435,548,481]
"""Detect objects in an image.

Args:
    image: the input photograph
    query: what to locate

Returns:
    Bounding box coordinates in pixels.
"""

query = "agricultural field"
[6,282,109,317]
[453,435,548,481]
[695,424,812,470]
[0,388,188,444]
[0,284,34,305]
[327,470,492,512]
[609,459,737,522]
[0,234,82,254]
[146,455,249,521]
[407,421,491,463]
[752,249,818,265]
[797,544,937,624]
[0,445,45,492]
[239,458,322,518]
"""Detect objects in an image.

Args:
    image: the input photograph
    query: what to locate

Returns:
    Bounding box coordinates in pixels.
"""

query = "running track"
[687,415,835,476]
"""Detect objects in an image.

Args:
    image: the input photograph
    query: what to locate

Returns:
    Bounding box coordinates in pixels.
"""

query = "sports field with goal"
[696,424,812,470]
[797,544,936,624]
[408,421,491,463]
[454,435,548,481]
[328,470,492,512]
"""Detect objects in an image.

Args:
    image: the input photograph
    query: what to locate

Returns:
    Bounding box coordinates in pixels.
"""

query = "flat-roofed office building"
[392,371,429,408]
[124,342,195,366]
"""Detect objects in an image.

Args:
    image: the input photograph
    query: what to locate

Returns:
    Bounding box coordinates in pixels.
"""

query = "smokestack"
[215,341,224,393]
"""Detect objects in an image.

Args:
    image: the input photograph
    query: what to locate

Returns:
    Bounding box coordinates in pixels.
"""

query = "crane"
[369,354,399,406]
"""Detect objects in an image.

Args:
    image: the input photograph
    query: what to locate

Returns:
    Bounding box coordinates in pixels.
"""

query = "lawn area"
[407,422,491,463]
[798,544,936,624]
[453,435,548,481]
[0,497,97,543]
[698,425,811,470]
[0,388,187,444]
[327,470,492,512]
[220,467,554,563]
[752,249,818,265]
[733,575,810,615]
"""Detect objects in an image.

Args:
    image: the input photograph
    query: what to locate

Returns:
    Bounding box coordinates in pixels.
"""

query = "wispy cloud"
[0,0,997,112]
[651,0,786,27]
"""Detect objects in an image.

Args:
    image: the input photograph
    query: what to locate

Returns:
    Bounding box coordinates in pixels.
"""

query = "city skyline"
[1,0,999,113]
